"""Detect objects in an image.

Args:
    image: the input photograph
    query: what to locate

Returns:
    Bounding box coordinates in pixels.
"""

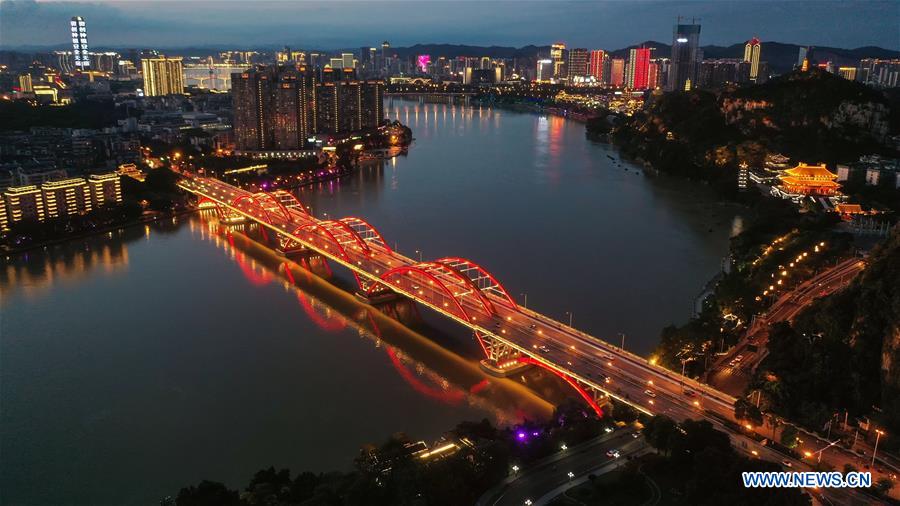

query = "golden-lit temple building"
[777,163,841,196]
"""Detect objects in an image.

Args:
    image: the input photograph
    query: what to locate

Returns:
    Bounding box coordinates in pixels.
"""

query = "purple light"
[417,54,431,73]
[517,432,526,439]
[532,431,539,436]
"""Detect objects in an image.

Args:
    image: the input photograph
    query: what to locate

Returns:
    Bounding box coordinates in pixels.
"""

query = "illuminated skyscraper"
[18,74,33,92]
[70,16,90,70]
[744,37,762,81]
[342,52,355,69]
[566,48,589,80]
[551,43,566,78]
[588,50,606,81]
[668,19,701,91]
[648,62,659,89]
[232,66,383,150]
[626,47,651,89]
[536,59,553,82]
[610,58,625,87]
[141,57,185,96]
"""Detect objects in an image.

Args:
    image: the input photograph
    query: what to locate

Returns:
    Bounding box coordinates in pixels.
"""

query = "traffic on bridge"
[180,174,739,424]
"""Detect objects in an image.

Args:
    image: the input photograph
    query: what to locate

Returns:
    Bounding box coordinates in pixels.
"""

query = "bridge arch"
[433,257,517,309]
[251,192,293,222]
[367,264,478,324]
[416,261,496,316]
[339,217,392,253]
[518,356,604,418]
[231,194,274,224]
[269,190,310,218]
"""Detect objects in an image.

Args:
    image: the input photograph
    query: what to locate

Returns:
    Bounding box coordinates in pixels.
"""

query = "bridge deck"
[180,176,737,420]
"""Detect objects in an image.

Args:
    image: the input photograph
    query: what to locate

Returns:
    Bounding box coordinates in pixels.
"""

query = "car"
[684,389,696,397]
[644,389,656,398]
[605,449,620,459]
[735,354,744,362]
[631,432,641,439]
[538,345,550,353]
[529,324,538,330]
[602,353,614,361]
[782,459,793,468]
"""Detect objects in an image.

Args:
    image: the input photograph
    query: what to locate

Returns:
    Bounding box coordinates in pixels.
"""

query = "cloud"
[1,0,897,50]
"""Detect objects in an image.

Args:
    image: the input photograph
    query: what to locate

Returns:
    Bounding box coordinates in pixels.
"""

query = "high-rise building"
[88,173,123,207]
[588,50,606,81]
[41,178,91,219]
[342,53,355,69]
[857,59,900,88]
[4,186,44,223]
[232,66,384,151]
[647,62,659,89]
[381,41,391,72]
[70,16,90,70]
[141,57,185,96]
[566,48,589,80]
[668,19,701,91]
[610,58,625,87]
[551,43,566,78]
[233,67,275,151]
[744,37,762,81]
[536,59,553,83]
[838,67,857,81]
[18,74,33,92]
[626,47,651,89]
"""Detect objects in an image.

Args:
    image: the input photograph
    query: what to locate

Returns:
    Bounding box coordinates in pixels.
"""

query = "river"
[0,97,740,505]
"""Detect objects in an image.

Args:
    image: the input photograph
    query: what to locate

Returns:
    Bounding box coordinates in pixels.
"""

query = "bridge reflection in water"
[193,216,557,424]
[184,175,740,424]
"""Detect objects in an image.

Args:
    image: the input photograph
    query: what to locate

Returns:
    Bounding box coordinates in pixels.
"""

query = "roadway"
[484,431,649,506]
[180,176,890,505]
[709,257,866,395]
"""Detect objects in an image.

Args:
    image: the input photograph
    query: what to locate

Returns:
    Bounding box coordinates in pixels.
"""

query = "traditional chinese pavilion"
[777,163,841,196]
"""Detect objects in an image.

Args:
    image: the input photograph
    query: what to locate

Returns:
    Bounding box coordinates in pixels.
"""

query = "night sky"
[1,0,898,50]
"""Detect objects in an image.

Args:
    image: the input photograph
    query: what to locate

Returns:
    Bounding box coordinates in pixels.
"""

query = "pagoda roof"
[835,204,864,213]
[779,176,841,188]
[783,163,837,179]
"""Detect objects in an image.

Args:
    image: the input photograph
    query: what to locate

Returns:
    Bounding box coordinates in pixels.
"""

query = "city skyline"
[1,0,898,51]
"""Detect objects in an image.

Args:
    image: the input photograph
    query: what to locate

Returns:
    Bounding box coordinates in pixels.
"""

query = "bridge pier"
[478,334,530,377]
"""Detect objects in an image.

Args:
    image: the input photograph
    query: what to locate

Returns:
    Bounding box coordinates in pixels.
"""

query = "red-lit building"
[610,58,625,87]
[627,47,651,89]
[588,50,606,81]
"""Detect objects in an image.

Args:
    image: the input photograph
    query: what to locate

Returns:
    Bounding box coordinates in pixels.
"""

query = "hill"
[757,224,900,438]
[604,68,898,195]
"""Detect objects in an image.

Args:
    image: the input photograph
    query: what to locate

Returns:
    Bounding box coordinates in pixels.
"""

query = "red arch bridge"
[182,176,738,420]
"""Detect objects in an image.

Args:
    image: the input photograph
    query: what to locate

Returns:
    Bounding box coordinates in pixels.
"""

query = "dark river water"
[0,97,740,505]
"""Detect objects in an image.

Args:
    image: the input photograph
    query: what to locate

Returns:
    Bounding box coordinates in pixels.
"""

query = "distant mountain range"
[389,42,898,75]
[3,41,897,75]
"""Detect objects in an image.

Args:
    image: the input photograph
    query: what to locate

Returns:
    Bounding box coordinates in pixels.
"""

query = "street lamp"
[567,471,575,481]
[560,443,567,451]
[524,500,532,506]
[521,292,528,308]
[565,311,573,327]
[415,249,422,262]
[512,465,520,475]
[619,332,626,350]
[871,429,885,468]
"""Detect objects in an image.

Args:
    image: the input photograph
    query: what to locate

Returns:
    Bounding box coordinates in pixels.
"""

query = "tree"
[875,477,894,496]
[735,398,764,426]
[781,425,800,448]
[644,415,679,455]
[175,481,241,506]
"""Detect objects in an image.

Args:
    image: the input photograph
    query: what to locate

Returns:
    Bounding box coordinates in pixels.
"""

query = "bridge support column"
[478,333,529,377]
